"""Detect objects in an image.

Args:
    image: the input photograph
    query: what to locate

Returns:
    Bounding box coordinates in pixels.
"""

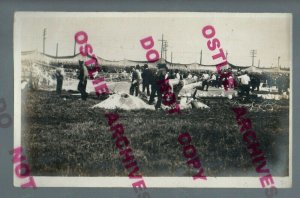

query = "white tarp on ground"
[92,93,155,110]
[179,82,237,98]
[178,97,209,109]
[257,93,289,100]
[92,92,209,111]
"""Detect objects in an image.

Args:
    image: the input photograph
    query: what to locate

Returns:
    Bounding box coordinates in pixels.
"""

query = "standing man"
[77,60,88,100]
[149,63,168,110]
[277,73,284,94]
[201,71,210,91]
[129,65,141,96]
[174,69,182,80]
[210,73,217,88]
[141,64,151,96]
[238,71,251,97]
[55,69,64,95]
[250,74,260,92]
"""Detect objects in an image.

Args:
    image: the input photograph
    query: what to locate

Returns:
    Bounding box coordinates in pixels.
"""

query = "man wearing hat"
[77,60,88,100]
[141,64,151,96]
[129,65,141,96]
[149,63,168,109]
[55,69,64,95]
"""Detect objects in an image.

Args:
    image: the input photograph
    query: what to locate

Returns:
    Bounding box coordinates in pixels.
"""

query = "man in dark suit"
[149,63,168,109]
[77,60,88,100]
[55,69,63,95]
[141,64,151,96]
[129,65,141,96]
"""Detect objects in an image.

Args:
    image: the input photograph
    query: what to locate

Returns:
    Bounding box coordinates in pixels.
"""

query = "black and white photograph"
[14,12,292,188]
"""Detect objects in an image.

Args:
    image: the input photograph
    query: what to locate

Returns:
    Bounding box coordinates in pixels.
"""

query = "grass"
[21,90,289,177]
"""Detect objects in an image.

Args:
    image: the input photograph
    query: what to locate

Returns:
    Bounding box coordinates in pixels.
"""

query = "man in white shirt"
[211,73,217,87]
[174,69,181,80]
[202,71,210,91]
[237,71,251,97]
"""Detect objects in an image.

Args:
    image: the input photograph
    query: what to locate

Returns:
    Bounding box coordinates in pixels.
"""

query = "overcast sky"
[18,12,291,68]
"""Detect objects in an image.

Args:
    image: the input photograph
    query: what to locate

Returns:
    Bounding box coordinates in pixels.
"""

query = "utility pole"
[171,52,173,68]
[158,34,168,61]
[200,50,202,65]
[43,28,47,54]
[56,43,59,57]
[164,41,168,60]
[74,37,77,55]
[158,34,164,59]
[226,50,228,59]
[250,50,257,66]
[277,56,280,68]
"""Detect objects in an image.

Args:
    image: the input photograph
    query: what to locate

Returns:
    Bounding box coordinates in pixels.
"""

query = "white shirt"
[137,69,142,80]
[165,73,169,79]
[238,74,251,85]
[211,74,216,80]
[202,73,210,80]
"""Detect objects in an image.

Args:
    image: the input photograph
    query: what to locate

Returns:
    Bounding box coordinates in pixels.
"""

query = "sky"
[18,12,292,68]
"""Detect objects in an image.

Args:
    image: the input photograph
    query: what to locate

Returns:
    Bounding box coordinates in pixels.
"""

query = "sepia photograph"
[14,12,292,188]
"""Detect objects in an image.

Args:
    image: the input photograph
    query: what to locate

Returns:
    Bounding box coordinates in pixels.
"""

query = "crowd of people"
[47,61,290,104]
[126,64,290,106]
[128,63,192,109]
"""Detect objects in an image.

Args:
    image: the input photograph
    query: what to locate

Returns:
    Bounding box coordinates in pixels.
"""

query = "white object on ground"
[92,93,155,110]
[178,97,209,109]
[257,94,288,100]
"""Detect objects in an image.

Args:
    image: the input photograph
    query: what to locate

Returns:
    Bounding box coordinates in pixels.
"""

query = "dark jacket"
[141,69,152,85]
[78,65,88,81]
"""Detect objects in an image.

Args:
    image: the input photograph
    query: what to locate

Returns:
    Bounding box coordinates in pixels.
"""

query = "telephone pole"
[163,41,168,60]
[43,28,47,54]
[56,43,59,57]
[277,56,281,68]
[226,50,228,59]
[159,34,164,59]
[250,50,257,66]
[158,34,168,60]
[73,37,77,55]
[171,52,173,68]
[200,50,202,65]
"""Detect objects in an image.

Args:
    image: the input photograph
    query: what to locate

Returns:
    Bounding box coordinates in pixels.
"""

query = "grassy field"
[21,90,289,177]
